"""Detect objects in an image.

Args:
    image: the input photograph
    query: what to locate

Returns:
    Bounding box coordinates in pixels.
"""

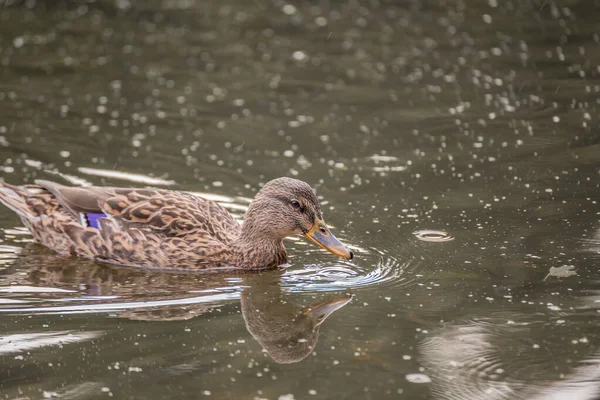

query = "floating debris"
[544,265,577,281]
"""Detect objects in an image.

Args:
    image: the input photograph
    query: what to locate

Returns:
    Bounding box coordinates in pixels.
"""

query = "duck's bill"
[304,219,354,260]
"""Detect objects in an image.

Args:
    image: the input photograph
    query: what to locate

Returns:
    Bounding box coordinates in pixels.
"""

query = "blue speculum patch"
[85,213,106,229]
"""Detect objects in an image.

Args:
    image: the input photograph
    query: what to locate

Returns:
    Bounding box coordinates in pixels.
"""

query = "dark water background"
[1,0,600,399]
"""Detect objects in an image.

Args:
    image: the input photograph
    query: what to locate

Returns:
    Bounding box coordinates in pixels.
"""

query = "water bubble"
[413,230,455,242]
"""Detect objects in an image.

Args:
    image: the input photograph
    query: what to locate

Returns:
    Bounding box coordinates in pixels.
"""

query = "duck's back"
[0,180,242,270]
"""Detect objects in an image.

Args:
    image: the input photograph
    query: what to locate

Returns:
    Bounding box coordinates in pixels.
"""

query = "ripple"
[189,191,251,219]
[0,285,77,293]
[0,245,21,266]
[419,311,600,400]
[413,230,455,242]
[367,154,408,173]
[0,292,240,315]
[78,167,175,186]
[0,263,246,317]
[0,331,102,354]
[282,256,415,293]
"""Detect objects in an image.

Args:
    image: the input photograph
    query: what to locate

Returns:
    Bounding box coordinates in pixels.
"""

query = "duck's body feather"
[1,180,243,269]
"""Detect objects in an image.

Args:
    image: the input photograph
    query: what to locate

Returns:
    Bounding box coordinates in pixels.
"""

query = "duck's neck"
[233,211,288,270]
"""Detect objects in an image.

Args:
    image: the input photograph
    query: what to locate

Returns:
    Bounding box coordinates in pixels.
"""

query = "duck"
[0,177,353,270]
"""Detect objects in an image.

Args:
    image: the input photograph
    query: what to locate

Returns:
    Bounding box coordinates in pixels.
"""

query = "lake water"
[1,0,600,399]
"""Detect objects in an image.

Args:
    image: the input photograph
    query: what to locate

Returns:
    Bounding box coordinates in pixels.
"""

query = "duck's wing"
[35,180,241,244]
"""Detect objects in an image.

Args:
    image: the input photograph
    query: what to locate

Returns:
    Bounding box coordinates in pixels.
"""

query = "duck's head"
[242,177,353,260]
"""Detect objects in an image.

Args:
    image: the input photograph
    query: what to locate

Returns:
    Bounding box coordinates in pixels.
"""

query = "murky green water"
[1,0,600,398]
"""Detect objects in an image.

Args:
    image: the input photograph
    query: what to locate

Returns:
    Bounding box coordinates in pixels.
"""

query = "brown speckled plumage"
[0,177,352,270]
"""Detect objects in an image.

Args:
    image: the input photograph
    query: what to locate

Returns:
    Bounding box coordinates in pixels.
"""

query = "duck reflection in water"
[241,273,352,364]
[1,250,352,364]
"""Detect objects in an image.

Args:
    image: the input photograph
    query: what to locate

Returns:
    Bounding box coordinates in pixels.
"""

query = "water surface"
[1,0,600,399]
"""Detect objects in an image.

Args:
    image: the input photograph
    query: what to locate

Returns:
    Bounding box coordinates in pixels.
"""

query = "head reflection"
[241,273,352,364]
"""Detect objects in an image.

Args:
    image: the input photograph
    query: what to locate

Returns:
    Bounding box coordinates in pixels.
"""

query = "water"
[1,0,600,398]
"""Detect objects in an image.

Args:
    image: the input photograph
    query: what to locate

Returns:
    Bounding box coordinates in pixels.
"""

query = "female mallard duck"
[0,177,353,270]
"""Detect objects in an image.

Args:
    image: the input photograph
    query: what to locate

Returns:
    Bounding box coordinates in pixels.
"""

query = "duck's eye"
[290,199,301,209]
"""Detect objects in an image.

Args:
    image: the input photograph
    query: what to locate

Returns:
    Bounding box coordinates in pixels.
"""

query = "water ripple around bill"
[282,254,420,293]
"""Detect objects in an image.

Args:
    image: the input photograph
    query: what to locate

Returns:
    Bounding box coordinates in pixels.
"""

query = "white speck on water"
[128,366,143,372]
[212,181,223,187]
[292,51,308,61]
[282,4,297,15]
[483,14,492,23]
[315,17,328,26]
[60,151,70,158]
[488,0,498,6]
[13,36,25,48]
[406,374,432,384]
[101,387,111,393]
[283,150,294,157]
[533,344,540,349]
[553,116,560,122]
[308,390,317,395]
[278,395,295,400]
[202,390,211,396]
[43,392,58,399]
[403,355,412,360]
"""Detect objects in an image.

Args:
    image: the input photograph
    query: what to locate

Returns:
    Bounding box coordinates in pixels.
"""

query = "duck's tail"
[0,181,39,221]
